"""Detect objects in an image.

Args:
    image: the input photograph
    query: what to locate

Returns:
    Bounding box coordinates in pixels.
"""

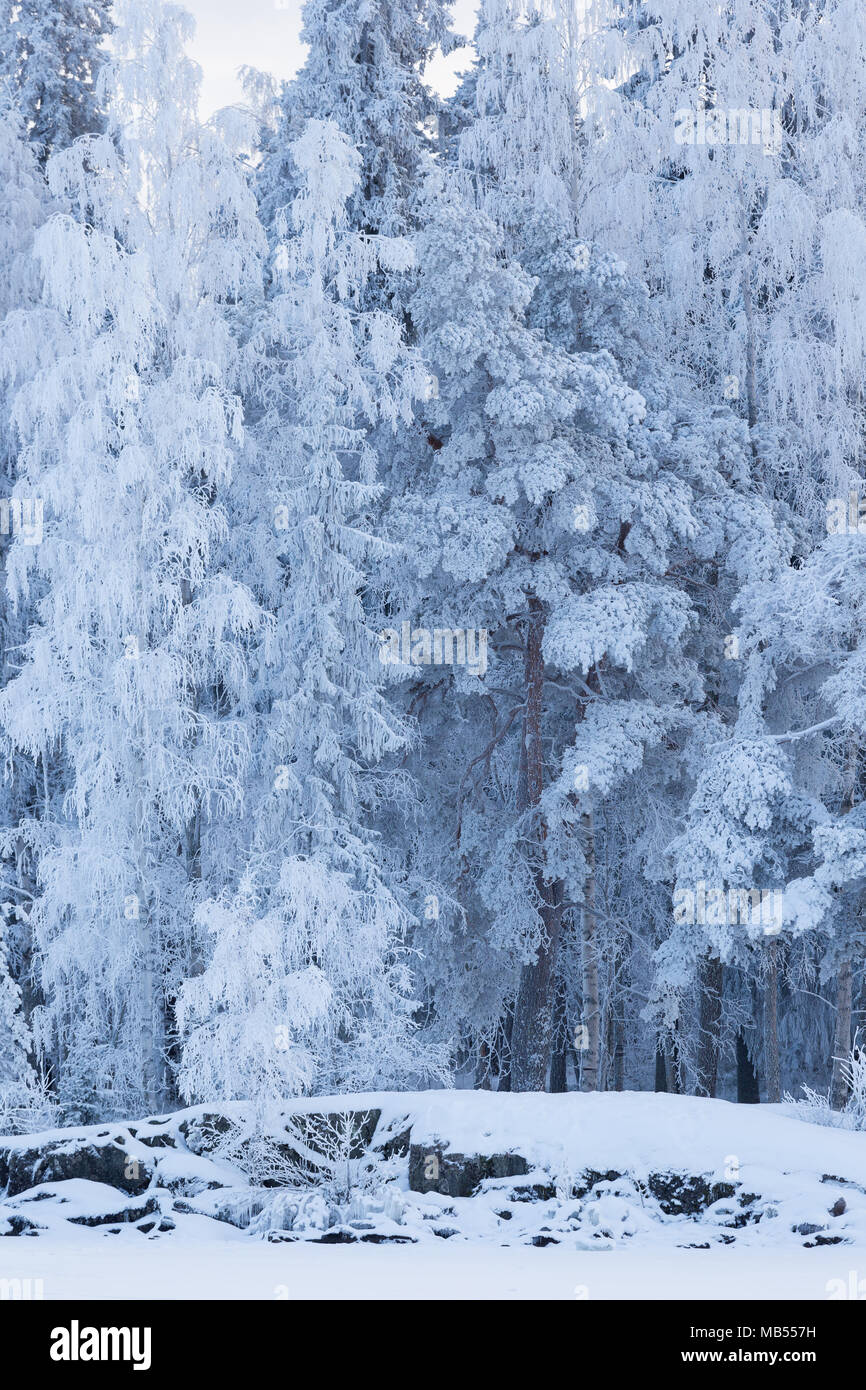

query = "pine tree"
[1,0,113,161]
[391,0,773,1093]
[257,0,455,310]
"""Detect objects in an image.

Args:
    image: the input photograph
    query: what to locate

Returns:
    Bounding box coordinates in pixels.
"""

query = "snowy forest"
[1,0,866,1140]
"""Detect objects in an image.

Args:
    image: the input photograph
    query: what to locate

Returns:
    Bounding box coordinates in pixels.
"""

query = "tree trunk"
[696,953,723,1097]
[739,228,763,480]
[137,895,161,1113]
[579,810,601,1092]
[654,1045,667,1092]
[475,1039,492,1090]
[665,1045,683,1094]
[736,1031,760,1103]
[510,595,564,1091]
[613,1017,625,1092]
[497,1009,513,1092]
[549,973,569,1092]
[831,958,853,1111]
[764,938,781,1104]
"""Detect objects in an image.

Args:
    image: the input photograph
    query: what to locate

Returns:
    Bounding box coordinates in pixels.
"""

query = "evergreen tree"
[1,0,113,161]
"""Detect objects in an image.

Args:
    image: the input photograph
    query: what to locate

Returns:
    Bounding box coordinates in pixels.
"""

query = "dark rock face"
[408,1143,529,1197]
[179,1107,383,1176]
[177,1113,235,1157]
[68,1195,160,1228]
[3,1137,152,1198]
[572,1169,623,1198]
[312,1228,414,1244]
[128,1120,177,1150]
[645,1173,735,1216]
[508,1182,557,1202]
[376,1123,412,1160]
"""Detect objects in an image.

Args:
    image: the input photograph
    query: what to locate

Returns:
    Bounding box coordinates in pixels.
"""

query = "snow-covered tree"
[177,119,444,1108]
[0,87,51,1091]
[579,0,866,517]
[258,0,456,311]
[381,0,775,1096]
[0,915,49,1131]
[1,0,113,161]
[0,0,266,1120]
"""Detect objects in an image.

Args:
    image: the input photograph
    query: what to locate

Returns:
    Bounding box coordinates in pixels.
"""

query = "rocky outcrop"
[1,1133,153,1199]
[645,1173,737,1216]
[408,1142,529,1197]
[1,1096,861,1252]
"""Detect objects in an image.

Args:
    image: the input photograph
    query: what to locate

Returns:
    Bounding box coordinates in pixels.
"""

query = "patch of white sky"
[180,0,479,119]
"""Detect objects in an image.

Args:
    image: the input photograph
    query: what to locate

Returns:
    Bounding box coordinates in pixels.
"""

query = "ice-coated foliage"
[177,119,445,1107]
[0,0,112,161]
[0,0,861,1117]
[0,0,267,1119]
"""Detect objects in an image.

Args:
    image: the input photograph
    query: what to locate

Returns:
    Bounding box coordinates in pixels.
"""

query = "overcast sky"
[181,0,478,117]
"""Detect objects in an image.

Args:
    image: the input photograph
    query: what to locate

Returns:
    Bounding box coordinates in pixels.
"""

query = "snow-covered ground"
[3,1090,866,1299]
[2,1228,864,1300]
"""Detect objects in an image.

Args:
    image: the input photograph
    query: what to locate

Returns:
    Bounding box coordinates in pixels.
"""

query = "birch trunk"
[579,809,601,1092]
[831,958,853,1111]
[696,953,723,1098]
[764,937,781,1104]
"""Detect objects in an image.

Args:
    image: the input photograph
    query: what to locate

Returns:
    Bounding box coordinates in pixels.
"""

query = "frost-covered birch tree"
[0,0,266,1120]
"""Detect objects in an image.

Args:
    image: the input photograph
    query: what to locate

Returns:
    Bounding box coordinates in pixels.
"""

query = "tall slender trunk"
[134,834,165,1114]
[579,810,601,1092]
[831,958,853,1111]
[510,595,564,1091]
[736,1031,760,1103]
[549,972,569,1092]
[475,1039,492,1090]
[613,1017,625,1092]
[137,892,161,1113]
[832,745,859,1110]
[497,1009,513,1092]
[665,1047,683,1094]
[764,938,781,1104]
[740,226,762,480]
[654,1045,667,1092]
[741,263,759,436]
[696,953,723,1097]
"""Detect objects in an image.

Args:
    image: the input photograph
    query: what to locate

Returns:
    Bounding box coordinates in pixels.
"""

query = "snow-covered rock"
[2,1091,865,1252]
